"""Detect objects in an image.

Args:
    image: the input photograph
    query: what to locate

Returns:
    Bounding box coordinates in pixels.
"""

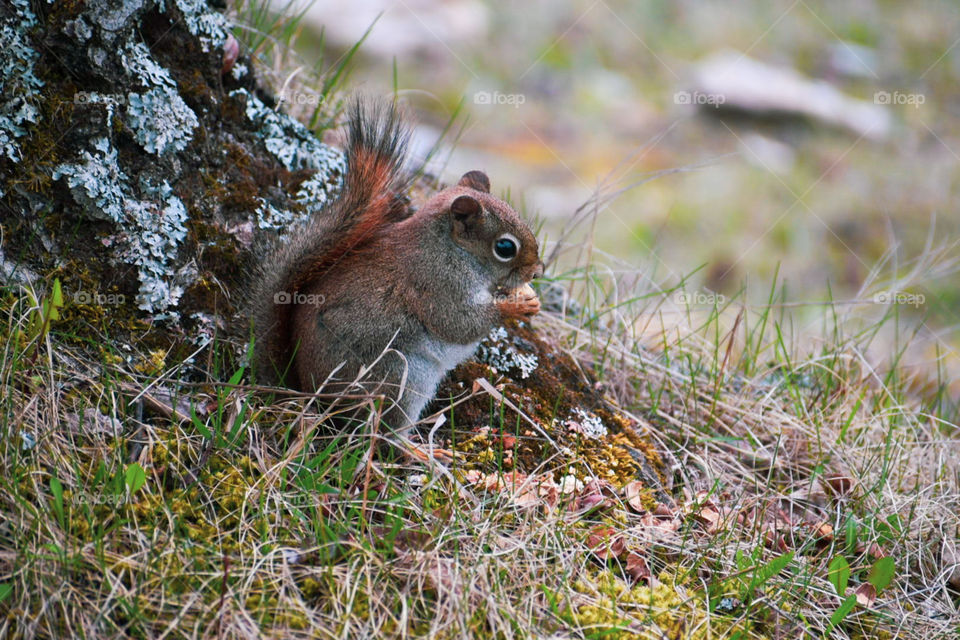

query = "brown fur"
[249,100,543,430]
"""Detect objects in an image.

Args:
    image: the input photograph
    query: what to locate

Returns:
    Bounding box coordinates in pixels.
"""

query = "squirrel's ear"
[451,195,483,232]
[457,170,490,193]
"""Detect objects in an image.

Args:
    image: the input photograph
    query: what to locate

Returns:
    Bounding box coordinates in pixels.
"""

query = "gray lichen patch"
[123,41,179,89]
[166,0,229,52]
[126,86,199,155]
[52,138,189,313]
[0,0,43,167]
[229,88,345,174]
[51,138,128,223]
[120,39,199,156]
[255,199,299,231]
[477,326,540,379]
[295,169,343,215]
[565,408,608,439]
[228,87,345,227]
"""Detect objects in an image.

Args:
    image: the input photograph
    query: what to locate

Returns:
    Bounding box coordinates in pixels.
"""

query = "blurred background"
[248,0,960,394]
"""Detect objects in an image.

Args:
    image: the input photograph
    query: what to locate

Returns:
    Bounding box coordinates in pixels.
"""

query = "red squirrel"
[250,100,543,432]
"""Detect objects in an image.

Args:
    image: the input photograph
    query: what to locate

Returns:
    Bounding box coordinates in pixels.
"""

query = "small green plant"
[191,366,250,449]
[827,555,850,596]
[825,553,898,635]
[125,462,147,494]
[17,279,63,363]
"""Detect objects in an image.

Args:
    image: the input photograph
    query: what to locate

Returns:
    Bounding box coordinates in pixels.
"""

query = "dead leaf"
[586,526,626,560]
[653,503,675,518]
[481,473,505,492]
[511,487,540,508]
[538,480,560,508]
[624,481,647,513]
[625,552,651,582]
[574,492,607,512]
[472,377,505,402]
[695,506,723,535]
[941,535,960,591]
[762,525,789,552]
[813,521,834,542]
[822,474,855,498]
[854,582,877,607]
[574,478,612,512]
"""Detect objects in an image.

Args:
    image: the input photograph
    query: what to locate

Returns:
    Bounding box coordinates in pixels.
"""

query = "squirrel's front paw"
[496,283,541,319]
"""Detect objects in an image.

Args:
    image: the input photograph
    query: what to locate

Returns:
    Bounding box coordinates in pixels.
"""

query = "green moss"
[562,569,768,640]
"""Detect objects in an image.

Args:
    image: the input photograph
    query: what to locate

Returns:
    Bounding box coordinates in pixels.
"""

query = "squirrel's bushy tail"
[250,98,411,387]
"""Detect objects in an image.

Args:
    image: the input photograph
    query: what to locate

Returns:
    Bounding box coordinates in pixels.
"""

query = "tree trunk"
[1,0,343,349]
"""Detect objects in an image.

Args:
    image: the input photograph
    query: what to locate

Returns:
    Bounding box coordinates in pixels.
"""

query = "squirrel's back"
[249,100,412,387]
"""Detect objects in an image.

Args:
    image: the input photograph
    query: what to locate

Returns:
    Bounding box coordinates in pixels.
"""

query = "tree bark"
[0,0,343,347]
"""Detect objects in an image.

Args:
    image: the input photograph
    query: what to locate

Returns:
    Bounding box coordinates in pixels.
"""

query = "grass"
[228,0,374,131]
[1,230,958,638]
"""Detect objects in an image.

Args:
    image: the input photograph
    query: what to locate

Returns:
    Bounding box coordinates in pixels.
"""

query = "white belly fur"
[401,337,480,423]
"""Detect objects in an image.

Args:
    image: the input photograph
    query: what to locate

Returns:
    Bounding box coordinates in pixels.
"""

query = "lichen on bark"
[0,0,344,326]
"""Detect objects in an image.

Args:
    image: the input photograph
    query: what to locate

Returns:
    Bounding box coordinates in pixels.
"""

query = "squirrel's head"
[439,170,543,290]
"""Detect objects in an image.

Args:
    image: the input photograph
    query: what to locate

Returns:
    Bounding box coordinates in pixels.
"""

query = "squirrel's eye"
[493,234,519,262]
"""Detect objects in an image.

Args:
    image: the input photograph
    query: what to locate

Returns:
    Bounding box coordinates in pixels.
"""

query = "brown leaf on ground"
[587,526,626,560]
[624,481,647,512]
[813,521,834,542]
[537,478,560,508]
[481,473,505,492]
[822,474,856,498]
[510,482,541,508]
[625,552,652,582]
[854,582,877,607]
[574,491,608,512]
[653,503,675,518]
[941,535,960,590]
[763,525,790,552]
[574,479,614,512]
[855,542,888,559]
[694,505,723,535]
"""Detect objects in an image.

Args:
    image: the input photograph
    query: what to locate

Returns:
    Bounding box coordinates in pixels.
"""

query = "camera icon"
[274,291,292,304]
[873,291,891,304]
[674,91,692,105]
[874,91,891,105]
[473,91,491,105]
[73,290,92,305]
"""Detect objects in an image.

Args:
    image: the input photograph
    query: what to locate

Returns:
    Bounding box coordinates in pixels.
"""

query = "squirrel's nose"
[532,260,545,279]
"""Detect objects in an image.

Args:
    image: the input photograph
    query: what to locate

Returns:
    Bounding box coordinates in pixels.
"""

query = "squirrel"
[249,99,544,433]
